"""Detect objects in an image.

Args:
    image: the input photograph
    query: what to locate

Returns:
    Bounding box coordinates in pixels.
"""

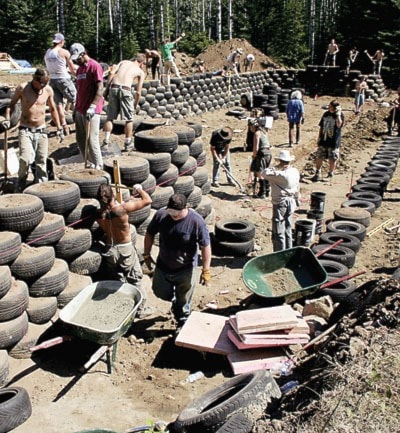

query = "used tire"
[347,191,382,209]
[318,259,349,278]
[312,244,356,268]
[0,280,29,322]
[128,151,171,176]
[0,351,8,387]
[60,168,111,198]
[0,386,32,433]
[0,232,21,265]
[134,127,178,153]
[68,249,102,276]
[54,228,92,260]
[0,194,44,232]
[10,245,55,281]
[23,212,65,246]
[0,312,29,350]
[27,296,58,324]
[29,258,69,297]
[103,155,150,186]
[320,279,357,302]
[326,220,367,241]
[0,267,12,299]
[173,370,280,433]
[156,165,179,187]
[215,413,253,433]
[64,198,100,230]
[57,272,92,308]
[212,237,254,257]
[341,199,376,216]
[215,220,255,243]
[333,207,371,228]
[150,186,174,210]
[319,232,361,253]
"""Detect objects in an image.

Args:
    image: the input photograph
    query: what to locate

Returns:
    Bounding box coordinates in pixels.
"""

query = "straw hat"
[217,127,233,141]
[275,150,295,162]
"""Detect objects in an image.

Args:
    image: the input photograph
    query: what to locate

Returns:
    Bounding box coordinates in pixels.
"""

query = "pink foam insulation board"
[227,329,309,349]
[175,311,235,355]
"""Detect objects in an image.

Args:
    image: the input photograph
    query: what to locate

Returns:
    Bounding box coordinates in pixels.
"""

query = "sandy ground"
[2,88,398,433]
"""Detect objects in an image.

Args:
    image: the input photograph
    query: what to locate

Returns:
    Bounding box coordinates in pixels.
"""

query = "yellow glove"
[200,269,211,286]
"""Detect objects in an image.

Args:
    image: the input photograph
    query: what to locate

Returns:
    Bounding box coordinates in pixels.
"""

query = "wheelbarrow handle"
[29,335,74,352]
[315,239,344,257]
[320,270,366,289]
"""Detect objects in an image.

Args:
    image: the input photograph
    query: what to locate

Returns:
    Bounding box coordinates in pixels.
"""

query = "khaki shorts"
[106,87,134,121]
[316,145,340,161]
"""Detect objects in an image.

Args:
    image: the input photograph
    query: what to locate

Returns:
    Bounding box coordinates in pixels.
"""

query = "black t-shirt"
[318,111,344,148]
[210,130,231,153]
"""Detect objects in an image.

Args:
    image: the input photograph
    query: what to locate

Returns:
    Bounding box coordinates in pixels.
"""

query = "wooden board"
[227,347,289,375]
[175,311,235,355]
[235,305,299,334]
[227,329,309,350]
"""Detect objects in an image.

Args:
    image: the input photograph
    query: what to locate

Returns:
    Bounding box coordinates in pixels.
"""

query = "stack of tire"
[212,219,255,257]
[0,85,21,132]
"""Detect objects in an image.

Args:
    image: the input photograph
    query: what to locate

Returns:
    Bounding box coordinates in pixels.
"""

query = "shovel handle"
[315,239,343,257]
[320,270,366,288]
[29,335,73,352]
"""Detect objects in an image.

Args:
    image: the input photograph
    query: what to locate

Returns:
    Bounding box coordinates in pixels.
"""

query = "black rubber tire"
[333,207,371,228]
[64,198,100,230]
[186,122,203,138]
[318,259,349,278]
[320,279,357,302]
[326,220,367,241]
[0,312,29,350]
[0,232,21,265]
[29,258,69,297]
[150,186,174,210]
[193,167,209,187]
[319,232,361,253]
[195,196,213,218]
[60,168,111,198]
[142,173,157,196]
[179,156,198,176]
[189,138,204,158]
[196,151,207,167]
[212,237,254,257]
[136,209,156,236]
[134,128,179,153]
[352,181,384,197]
[128,204,152,226]
[23,212,65,246]
[173,176,195,196]
[215,413,253,433]
[10,245,55,281]
[187,186,203,208]
[170,125,196,145]
[312,244,356,268]
[215,220,256,243]
[201,180,211,195]
[103,155,150,186]
[135,118,166,132]
[347,191,382,209]
[367,159,396,172]
[54,228,92,260]
[129,152,171,176]
[0,267,11,299]
[23,181,80,215]
[27,296,58,324]
[68,249,102,276]
[341,199,376,216]
[171,145,190,166]
[0,386,32,433]
[173,370,280,433]
[0,280,29,322]
[156,165,179,187]
[0,194,44,232]
[7,322,51,360]
[0,350,8,387]
[57,272,92,308]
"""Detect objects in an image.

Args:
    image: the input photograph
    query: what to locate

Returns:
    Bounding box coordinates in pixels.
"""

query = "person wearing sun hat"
[210,126,235,187]
[143,193,212,333]
[261,149,300,251]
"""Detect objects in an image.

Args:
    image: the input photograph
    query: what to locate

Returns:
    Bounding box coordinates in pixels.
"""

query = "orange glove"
[200,269,211,286]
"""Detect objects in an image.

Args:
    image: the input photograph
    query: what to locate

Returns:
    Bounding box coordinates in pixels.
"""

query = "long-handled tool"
[215,154,246,193]
[84,119,90,168]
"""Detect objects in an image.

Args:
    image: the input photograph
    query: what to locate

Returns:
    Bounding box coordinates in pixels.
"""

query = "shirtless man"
[103,54,146,150]
[144,48,161,80]
[354,75,368,114]
[325,39,339,66]
[1,68,62,192]
[372,49,384,75]
[44,33,76,136]
[96,183,153,316]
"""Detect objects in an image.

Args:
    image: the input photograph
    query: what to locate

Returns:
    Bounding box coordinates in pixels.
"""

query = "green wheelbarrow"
[242,246,328,303]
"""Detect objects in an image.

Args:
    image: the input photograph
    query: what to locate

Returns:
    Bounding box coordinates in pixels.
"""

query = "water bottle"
[186,371,204,383]
[280,380,299,394]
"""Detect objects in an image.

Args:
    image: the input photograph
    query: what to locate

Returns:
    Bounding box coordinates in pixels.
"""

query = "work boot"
[257,179,267,199]
[311,171,321,182]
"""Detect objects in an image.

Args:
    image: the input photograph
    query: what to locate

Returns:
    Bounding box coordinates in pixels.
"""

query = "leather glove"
[0,120,10,132]
[200,269,211,286]
[86,104,97,120]
[143,254,155,271]
[56,128,65,143]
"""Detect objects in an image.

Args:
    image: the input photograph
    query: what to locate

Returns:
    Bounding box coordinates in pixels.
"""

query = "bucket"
[294,219,315,247]
[310,191,326,213]
[307,209,324,235]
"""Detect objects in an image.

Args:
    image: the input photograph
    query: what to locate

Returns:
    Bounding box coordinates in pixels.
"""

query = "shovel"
[215,155,246,193]
[0,129,15,194]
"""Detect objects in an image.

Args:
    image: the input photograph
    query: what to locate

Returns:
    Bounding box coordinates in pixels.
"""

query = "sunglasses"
[34,78,48,87]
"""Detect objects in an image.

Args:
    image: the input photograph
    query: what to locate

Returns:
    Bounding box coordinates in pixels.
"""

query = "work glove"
[133,184,143,195]
[0,120,10,132]
[199,268,211,286]
[301,118,305,125]
[56,128,65,143]
[86,104,97,120]
[335,105,342,118]
[143,254,155,271]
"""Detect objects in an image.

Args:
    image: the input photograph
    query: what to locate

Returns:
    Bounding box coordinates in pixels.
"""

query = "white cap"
[70,43,85,61]
[53,33,65,44]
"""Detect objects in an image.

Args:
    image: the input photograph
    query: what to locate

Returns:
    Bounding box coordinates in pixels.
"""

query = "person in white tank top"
[44,33,76,135]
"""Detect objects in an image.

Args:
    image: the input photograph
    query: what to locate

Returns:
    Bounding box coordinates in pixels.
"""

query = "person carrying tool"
[96,183,153,318]
[249,118,271,198]
[286,90,305,147]
[345,47,358,75]
[44,32,77,136]
[260,150,300,252]
[312,99,345,181]
[1,68,63,192]
[354,75,368,114]
[70,43,104,169]
[161,33,185,79]
[210,126,235,187]
[143,193,211,334]
[144,48,162,80]
[102,54,146,151]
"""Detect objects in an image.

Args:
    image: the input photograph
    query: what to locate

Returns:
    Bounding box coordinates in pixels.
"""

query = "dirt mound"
[175,38,281,76]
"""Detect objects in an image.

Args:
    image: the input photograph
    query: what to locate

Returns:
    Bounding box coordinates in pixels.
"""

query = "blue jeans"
[212,152,234,183]
[271,198,296,251]
[152,266,197,325]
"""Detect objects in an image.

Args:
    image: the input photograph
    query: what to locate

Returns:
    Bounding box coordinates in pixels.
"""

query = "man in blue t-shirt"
[144,194,211,331]
[312,99,345,181]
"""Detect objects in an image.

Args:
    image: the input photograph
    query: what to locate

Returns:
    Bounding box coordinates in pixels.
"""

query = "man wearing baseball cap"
[44,32,76,136]
[143,193,211,334]
[261,150,300,251]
